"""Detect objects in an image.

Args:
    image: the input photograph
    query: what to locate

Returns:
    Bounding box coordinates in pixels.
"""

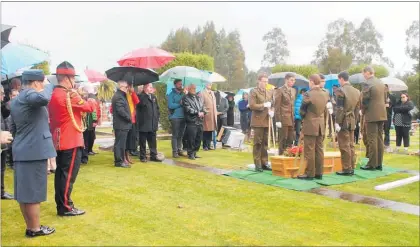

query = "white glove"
[326,102,333,110]
[246,104,249,108]
[359,110,363,116]
[268,110,274,118]
[263,102,272,108]
[335,123,341,133]
[276,122,282,128]
[328,109,333,115]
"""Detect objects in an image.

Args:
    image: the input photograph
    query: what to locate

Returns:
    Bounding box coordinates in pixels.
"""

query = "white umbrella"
[208,71,226,83]
[380,77,408,92]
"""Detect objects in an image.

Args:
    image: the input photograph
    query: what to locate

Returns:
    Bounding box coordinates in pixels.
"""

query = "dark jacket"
[182,93,205,125]
[10,85,57,161]
[136,92,160,132]
[227,99,235,126]
[1,110,9,151]
[167,88,185,119]
[393,100,414,126]
[111,89,132,130]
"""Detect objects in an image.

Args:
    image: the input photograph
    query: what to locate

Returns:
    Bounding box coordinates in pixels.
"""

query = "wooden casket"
[270,151,342,178]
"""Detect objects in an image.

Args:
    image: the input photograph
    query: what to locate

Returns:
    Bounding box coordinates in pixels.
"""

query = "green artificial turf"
[1,151,419,246]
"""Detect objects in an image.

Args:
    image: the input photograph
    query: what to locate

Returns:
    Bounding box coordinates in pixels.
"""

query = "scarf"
[126,92,135,115]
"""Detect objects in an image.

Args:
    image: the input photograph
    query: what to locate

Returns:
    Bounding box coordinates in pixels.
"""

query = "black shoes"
[336,170,354,176]
[194,152,201,159]
[262,164,271,170]
[130,151,139,156]
[254,166,263,172]
[297,174,314,180]
[360,166,376,171]
[57,208,85,217]
[140,158,147,163]
[25,225,55,238]
[115,163,131,168]
[1,192,13,200]
[188,155,195,160]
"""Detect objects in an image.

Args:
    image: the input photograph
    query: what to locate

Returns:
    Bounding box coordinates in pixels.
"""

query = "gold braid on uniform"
[66,90,86,133]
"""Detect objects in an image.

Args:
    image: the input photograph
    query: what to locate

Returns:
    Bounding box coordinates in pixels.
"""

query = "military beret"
[22,69,45,84]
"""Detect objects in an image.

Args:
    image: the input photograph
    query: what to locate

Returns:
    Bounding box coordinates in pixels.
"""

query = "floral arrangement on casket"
[284,146,303,157]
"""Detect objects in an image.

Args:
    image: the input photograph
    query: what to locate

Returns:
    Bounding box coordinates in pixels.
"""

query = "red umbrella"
[117,47,175,69]
[84,69,108,82]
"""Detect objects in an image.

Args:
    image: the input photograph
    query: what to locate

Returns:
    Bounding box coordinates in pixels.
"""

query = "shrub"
[347,64,389,78]
[156,52,214,133]
[406,73,419,107]
[271,64,319,78]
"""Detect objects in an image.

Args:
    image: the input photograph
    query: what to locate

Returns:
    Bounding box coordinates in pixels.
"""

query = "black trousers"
[328,114,336,136]
[82,129,96,163]
[171,118,186,153]
[182,130,188,151]
[114,129,129,165]
[202,131,213,149]
[294,119,302,145]
[354,123,360,144]
[384,117,392,146]
[1,151,6,196]
[395,126,410,147]
[55,147,82,213]
[139,131,158,160]
[217,117,227,134]
[186,124,203,156]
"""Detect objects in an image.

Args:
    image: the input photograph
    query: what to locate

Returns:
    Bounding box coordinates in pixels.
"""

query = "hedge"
[155,52,214,133]
[347,64,389,78]
[271,64,319,78]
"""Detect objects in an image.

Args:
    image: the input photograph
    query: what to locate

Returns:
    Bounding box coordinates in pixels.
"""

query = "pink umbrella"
[84,69,108,82]
[117,47,175,69]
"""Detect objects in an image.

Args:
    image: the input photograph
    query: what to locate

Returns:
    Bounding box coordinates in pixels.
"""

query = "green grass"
[158,140,253,170]
[1,151,419,246]
[331,173,420,205]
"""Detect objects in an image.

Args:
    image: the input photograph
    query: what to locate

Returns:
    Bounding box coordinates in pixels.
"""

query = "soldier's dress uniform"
[360,76,387,170]
[274,85,296,155]
[335,82,361,175]
[48,62,96,216]
[298,87,329,180]
[249,87,273,171]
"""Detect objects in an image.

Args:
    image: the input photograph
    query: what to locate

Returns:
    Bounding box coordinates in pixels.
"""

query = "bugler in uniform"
[334,72,361,176]
[297,74,329,180]
[48,61,96,216]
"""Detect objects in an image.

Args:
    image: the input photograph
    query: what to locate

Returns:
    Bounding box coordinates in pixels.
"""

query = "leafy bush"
[406,73,419,107]
[156,52,215,133]
[271,64,319,78]
[31,61,50,75]
[347,64,389,78]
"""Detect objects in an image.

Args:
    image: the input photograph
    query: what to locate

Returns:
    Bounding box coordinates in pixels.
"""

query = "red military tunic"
[49,86,96,150]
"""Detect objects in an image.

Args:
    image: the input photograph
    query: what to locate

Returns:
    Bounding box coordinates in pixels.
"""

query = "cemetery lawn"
[1,150,419,246]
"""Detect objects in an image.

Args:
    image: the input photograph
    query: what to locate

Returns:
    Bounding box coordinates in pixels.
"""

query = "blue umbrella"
[1,43,49,77]
[324,74,340,95]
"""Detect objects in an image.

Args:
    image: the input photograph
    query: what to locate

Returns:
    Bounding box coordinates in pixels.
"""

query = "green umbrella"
[159,66,210,94]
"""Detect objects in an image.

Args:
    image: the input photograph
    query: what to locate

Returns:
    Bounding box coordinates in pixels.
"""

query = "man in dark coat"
[0,84,13,200]
[182,84,206,160]
[136,83,162,162]
[111,80,132,168]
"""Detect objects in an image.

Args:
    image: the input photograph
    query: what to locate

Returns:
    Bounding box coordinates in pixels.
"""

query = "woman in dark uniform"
[10,70,56,237]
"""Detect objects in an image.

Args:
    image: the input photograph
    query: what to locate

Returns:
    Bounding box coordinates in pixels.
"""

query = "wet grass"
[1,150,419,246]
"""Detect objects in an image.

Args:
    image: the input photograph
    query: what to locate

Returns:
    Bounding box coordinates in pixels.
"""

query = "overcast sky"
[2,1,419,78]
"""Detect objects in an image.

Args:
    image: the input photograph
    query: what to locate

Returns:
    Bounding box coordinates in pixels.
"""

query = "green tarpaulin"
[224,165,403,191]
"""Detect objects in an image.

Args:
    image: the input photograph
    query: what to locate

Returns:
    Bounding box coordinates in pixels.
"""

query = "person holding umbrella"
[136,83,162,162]
[49,61,97,216]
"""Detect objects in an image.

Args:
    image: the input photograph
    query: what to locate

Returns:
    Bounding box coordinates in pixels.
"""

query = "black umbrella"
[224,91,235,98]
[105,66,159,86]
[268,72,309,88]
[1,24,15,49]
